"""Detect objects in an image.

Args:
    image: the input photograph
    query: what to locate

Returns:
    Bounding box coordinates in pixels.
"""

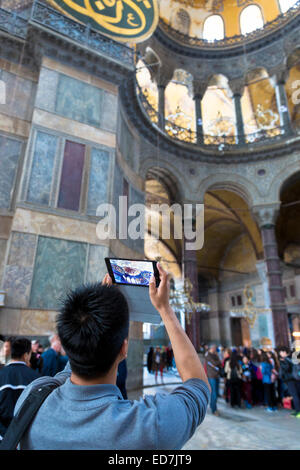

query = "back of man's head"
[11,337,31,360]
[57,283,129,379]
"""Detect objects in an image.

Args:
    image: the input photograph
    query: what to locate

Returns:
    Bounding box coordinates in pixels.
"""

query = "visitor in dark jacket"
[41,334,62,377]
[279,346,300,417]
[147,347,153,373]
[0,337,39,438]
[205,344,223,416]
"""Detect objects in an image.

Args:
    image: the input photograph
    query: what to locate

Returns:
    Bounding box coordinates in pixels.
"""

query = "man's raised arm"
[149,263,210,389]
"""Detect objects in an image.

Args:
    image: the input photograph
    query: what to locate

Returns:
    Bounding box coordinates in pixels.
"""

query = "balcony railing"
[0,7,28,39]
[0,1,135,68]
[159,0,300,49]
[136,82,293,150]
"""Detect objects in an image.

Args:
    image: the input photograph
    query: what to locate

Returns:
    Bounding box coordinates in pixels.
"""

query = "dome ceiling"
[159,0,284,40]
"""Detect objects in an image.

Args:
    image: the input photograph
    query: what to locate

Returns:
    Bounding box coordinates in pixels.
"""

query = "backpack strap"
[0,383,58,450]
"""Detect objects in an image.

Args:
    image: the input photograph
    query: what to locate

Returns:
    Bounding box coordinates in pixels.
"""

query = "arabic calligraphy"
[47,0,158,42]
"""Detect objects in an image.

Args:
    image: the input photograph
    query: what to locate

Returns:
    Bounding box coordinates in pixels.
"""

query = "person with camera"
[12,263,210,450]
[204,344,223,416]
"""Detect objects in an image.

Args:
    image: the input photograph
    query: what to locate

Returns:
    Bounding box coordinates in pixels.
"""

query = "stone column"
[193,81,208,145]
[182,216,201,351]
[233,94,246,145]
[273,70,292,134]
[157,84,166,131]
[230,79,246,145]
[194,94,204,145]
[253,204,290,347]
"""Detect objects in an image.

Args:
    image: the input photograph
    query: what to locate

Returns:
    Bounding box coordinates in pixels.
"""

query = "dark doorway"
[231,318,243,346]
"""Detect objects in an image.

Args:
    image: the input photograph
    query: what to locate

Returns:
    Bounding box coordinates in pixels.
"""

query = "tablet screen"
[108,259,156,286]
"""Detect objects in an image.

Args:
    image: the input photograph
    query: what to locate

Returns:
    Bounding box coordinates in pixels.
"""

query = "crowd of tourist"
[0,334,129,440]
[0,334,68,439]
[202,343,300,418]
[146,345,175,382]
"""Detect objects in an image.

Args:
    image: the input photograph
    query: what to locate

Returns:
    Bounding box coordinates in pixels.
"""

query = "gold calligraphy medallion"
[47,0,159,42]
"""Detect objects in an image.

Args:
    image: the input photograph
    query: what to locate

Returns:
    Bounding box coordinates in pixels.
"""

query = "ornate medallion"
[47,0,159,43]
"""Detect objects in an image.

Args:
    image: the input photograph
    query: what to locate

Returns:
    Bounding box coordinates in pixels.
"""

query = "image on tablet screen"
[110,259,154,286]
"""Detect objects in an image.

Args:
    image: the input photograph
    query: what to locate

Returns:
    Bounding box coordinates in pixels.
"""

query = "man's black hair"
[11,337,31,359]
[278,346,290,354]
[57,283,129,378]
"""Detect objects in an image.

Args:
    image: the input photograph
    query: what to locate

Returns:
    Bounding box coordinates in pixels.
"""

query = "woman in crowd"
[260,351,278,412]
[224,350,243,408]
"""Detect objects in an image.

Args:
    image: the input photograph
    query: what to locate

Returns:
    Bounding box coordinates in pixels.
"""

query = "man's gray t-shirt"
[14,364,210,450]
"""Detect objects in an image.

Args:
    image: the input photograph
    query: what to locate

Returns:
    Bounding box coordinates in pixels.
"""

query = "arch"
[278,0,298,14]
[203,15,225,41]
[197,173,259,206]
[140,159,186,203]
[240,4,264,36]
[269,162,300,201]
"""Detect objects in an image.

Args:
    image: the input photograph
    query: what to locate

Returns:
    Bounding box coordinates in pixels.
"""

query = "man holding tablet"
[11,262,210,450]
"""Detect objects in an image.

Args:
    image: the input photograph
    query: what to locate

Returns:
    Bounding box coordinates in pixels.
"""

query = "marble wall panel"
[0,70,36,121]
[30,236,87,310]
[0,135,22,209]
[0,238,7,284]
[87,147,111,215]
[86,244,109,283]
[35,67,59,113]
[7,232,37,267]
[32,109,116,148]
[56,74,103,128]
[18,309,57,336]
[12,208,109,247]
[27,131,58,206]
[2,265,34,308]
[1,232,37,308]
[101,91,117,133]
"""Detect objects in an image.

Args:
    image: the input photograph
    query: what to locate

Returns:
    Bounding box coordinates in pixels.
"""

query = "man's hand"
[102,273,112,286]
[149,263,171,313]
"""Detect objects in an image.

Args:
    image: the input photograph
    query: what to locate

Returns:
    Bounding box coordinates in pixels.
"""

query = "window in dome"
[278,0,298,13]
[203,15,225,41]
[240,5,264,35]
[172,9,191,35]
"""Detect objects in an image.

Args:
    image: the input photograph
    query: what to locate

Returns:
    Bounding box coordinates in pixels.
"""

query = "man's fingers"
[102,273,112,286]
[157,262,168,286]
[149,275,157,297]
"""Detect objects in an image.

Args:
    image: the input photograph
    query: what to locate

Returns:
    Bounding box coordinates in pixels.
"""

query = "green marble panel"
[0,135,22,209]
[86,244,108,283]
[87,147,110,215]
[27,132,58,206]
[30,236,87,310]
[55,74,102,128]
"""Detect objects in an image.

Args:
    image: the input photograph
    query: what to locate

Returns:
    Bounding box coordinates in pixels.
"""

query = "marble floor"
[128,371,300,450]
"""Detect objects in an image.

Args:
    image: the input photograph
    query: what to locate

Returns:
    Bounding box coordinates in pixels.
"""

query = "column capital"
[192,80,208,100]
[270,66,290,86]
[155,66,173,89]
[252,203,281,229]
[229,78,245,97]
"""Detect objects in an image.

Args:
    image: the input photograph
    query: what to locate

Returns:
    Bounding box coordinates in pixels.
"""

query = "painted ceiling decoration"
[46,0,159,42]
[171,0,224,11]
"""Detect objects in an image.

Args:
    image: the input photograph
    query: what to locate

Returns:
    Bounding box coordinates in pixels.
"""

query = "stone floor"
[128,369,300,450]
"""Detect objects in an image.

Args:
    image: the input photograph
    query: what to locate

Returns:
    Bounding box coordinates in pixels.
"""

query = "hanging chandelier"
[230,284,271,328]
